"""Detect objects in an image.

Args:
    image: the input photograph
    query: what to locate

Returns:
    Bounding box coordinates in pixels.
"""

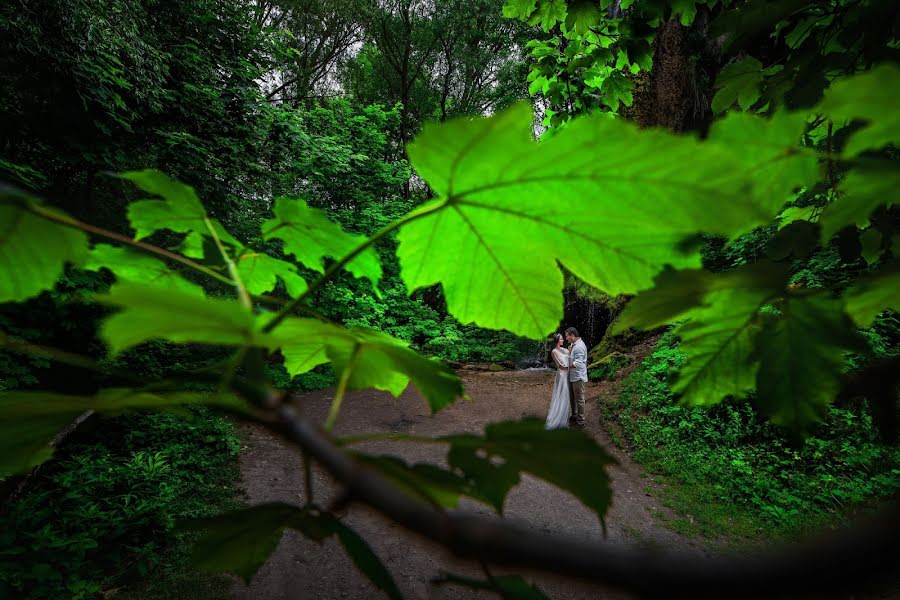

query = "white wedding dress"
[545,348,571,429]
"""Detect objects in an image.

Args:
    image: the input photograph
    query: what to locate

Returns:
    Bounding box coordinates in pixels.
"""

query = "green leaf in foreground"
[844,262,900,327]
[442,418,616,526]
[186,504,401,598]
[84,244,204,297]
[707,111,819,215]
[269,318,464,413]
[0,190,88,302]
[99,283,258,354]
[817,64,900,156]
[353,454,489,509]
[0,389,241,473]
[755,295,865,434]
[400,103,776,338]
[262,197,382,289]
[122,169,242,250]
[820,163,900,241]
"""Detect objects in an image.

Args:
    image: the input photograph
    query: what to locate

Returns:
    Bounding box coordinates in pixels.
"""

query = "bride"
[545,333,571,429]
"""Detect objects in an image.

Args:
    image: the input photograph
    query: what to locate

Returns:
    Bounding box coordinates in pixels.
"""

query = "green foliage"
[0,409,241,599]
[0,194,88,303]
[601,333,900,538]
[186,503,402,598]
[262,197,382,290]
[589,350,631,381]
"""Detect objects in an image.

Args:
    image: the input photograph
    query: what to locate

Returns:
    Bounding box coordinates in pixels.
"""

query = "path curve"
[231,369,710,600]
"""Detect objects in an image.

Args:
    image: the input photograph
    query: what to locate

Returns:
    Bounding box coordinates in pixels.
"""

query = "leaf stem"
[262,200,448,334]
[26,201,236,287]
[324,348,356,431]
[204,217,252,309]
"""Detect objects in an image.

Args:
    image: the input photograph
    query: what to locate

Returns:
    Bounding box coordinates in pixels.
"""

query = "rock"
[487,363,505,372]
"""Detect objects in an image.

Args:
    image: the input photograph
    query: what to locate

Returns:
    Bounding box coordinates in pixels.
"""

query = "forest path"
[230,361,710,600]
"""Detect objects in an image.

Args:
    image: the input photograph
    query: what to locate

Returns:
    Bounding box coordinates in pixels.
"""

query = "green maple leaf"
[99,283,259,354]
[236,251,308,297]
[502,0,537,20]
[707,111,819,215]
[399,103,774,338]
[262,197,382,290]
[844,262,900,327]
[528,0,567,31]
[818,64,900,156]
[564,0,601,35]
[711,56,765,113]
[600,70,634,110]
[0,389,242,473]
[122,170,242,252]
[443,419,616,527]
[84,244,204,297]
[755,295,864,434]
[0,189,88,302]
[612,264,788,405]
[269,319,464,413]
[820,162,899,241]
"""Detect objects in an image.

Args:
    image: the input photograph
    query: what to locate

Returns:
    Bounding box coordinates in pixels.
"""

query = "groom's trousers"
[569,380,586,426]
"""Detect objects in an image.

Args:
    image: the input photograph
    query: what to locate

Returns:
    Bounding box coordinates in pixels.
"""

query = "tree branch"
[273,401,899,599]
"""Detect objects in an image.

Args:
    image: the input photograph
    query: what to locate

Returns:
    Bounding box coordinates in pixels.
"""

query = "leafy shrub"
[589,351,631,381]
[0,408,241,599]
[601,330,900,538]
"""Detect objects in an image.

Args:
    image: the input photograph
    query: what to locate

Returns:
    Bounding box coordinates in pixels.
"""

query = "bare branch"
[273,401,899,599]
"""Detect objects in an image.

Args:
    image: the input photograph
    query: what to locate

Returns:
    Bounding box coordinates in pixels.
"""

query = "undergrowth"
[600,327,900,544]
[0,408,242,600]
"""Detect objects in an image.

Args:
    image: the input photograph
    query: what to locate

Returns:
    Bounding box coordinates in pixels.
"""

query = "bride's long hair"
[547,333,563,363]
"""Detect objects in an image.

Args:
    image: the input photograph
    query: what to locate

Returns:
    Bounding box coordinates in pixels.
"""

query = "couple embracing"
[545,327,588,430]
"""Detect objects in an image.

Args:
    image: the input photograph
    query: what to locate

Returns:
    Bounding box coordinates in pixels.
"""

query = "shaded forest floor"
[230,337,720,599]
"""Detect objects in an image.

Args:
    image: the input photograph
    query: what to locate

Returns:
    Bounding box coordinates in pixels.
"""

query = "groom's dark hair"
[565,327,579,337]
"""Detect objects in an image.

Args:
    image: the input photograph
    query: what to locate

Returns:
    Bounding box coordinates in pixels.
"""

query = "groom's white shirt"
[568,339,588,382]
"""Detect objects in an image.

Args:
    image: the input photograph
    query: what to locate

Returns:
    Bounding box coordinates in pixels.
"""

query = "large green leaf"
[613,263,787,333]
[186,503,401,598]
[0,190,88,302]
[261,197,382,290]
[528,0,566,31]
[707,111,819,214]
[820,163,899,241]
[353,454,489,509]
[600,70,634,110]
[817,64,900,156]
[844,262,900,327]
[99,283,258,354]
[755,295,864,433]
[399,104,775,338]
[442,419,616,526]
[0,389,241,473]
[84,244,204,297]
[711,57,765,113]
[186,503,298,582]
[268,318,464,413]
[612,264,787,406]
[236,251,308,297]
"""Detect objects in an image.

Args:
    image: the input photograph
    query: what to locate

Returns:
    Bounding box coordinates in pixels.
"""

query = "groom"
[566,327,588,429]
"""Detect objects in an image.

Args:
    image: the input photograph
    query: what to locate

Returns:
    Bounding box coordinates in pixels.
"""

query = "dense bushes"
[0,408,241,599]
[601,330,900,539]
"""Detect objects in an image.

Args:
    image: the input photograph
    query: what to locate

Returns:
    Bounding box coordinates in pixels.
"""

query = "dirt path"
[230,367,710,600]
